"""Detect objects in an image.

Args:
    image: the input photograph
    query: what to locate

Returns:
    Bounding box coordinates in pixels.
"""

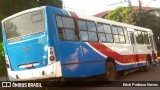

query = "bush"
[0,42,7,77]
[0,42,4,56]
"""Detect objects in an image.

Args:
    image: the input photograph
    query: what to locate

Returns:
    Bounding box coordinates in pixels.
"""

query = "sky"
[62,0,160,15]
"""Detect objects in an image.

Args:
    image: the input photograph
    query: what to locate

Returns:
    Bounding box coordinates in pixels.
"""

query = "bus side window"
[97,23,106,42]
[129,33,135,44]
[78,20,89,41]
[56,16,63,27]
[124,28,130,44]
[87,21,98,42]
[112,26,119,43]
[135,30,144,44]
[56,15,79,41]
[97,23,113,43]
[112,26,125,43]
[78,20,98,42]
[149,35,157,50]
[142,31,150,44]
[104,24,113,43]
[117,27,125,43]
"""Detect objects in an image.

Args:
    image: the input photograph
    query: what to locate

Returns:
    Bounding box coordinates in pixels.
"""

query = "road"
[49,65,160,90]
[1,66,160,90]
[116,66,160,81]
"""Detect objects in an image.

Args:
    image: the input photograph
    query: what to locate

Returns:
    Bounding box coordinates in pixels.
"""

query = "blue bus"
[1,6,158,81]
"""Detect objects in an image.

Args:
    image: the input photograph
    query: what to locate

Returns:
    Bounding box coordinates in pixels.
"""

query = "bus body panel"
[6,33,47,71]
[45,7,85,77]
[57,41,85,77]
[81,42,105,76]
[3,7,49,71]
[87,42,137,71]
[48,7,106,77]
[1,6,158,80]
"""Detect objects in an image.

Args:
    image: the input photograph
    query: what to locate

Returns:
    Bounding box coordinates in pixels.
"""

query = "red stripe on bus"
[69,11,78,20]
[88,42,147,64]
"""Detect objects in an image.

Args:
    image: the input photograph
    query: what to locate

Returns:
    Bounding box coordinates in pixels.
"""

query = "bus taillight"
[48,47,56,64]
[50,51,53,55]
[50,47,53,50]
[50,56,55,61]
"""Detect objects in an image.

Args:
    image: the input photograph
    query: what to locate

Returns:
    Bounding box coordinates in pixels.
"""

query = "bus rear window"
[4,10,44,39]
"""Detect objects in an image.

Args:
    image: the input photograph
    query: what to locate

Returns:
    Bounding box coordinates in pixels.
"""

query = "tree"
[106,7,160,56]
[0,42,6,77]
[105,7,160,44]
[106,7,139,24]
[0,0,62,41]
[37,0,62,8]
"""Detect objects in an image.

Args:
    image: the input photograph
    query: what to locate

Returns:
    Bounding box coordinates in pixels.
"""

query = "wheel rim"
[107,65,114,79]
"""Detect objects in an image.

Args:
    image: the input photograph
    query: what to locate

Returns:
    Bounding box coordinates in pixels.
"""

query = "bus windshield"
[4,10,44,39]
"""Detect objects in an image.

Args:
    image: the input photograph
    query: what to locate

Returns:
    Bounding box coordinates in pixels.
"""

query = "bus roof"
[1,6,46,24]
[75,12,152,32]
[2,6,152,32]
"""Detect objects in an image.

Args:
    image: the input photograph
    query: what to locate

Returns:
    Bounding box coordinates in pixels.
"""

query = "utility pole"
[138,0,142,26]
[128,0,132,7]
[139,0,142,15]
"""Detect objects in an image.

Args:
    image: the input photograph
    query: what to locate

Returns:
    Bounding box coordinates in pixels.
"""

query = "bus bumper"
[7,61,62,81]
[152,59,159,66]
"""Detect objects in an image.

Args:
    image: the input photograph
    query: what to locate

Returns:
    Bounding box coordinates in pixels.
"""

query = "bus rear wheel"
[104,62,116,81]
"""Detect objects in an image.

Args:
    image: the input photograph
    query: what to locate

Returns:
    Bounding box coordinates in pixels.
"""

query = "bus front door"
[149,35,158,64]
[129,32,138,67]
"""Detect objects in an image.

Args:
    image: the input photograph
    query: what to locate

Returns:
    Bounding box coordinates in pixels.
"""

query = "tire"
[143,57,152,72]
[5,70,10,81]
[6,75,9,81]
[104,62,116,81]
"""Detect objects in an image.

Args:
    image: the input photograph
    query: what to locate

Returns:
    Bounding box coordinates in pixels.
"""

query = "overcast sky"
[63,0,160,15]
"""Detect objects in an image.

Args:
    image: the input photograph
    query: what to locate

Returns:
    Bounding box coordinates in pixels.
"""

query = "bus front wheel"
[104,62,116,81]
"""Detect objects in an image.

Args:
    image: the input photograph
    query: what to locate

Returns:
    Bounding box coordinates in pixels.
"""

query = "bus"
[1,6,158,81]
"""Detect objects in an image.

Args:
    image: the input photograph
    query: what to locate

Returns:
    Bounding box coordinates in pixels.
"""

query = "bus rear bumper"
[7,61,62,81]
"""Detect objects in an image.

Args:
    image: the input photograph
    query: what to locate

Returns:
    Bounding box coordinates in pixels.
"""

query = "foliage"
[105,7,160,44]
[0,42,6,77]
[0,0,62,41]
[0,0,62,18]
[106,7,141,25]
[106,7,160,56]
[38,0,62,8]
[0,42,4,56]
[138,12,160,43]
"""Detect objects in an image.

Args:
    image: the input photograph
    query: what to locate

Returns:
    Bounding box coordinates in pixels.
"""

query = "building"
[94,6,155,18]
[93,10,111,18]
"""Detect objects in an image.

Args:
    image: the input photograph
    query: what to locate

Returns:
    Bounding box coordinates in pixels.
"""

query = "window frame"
[142,31,150,44]
[112,25,126,44]
[134,29,144,44]
[78,19,98,42]
[97,23,106,42]
[123,27,130,44]
[4,10,45,40]
[97,22,114,43]
[55,15,80,41]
